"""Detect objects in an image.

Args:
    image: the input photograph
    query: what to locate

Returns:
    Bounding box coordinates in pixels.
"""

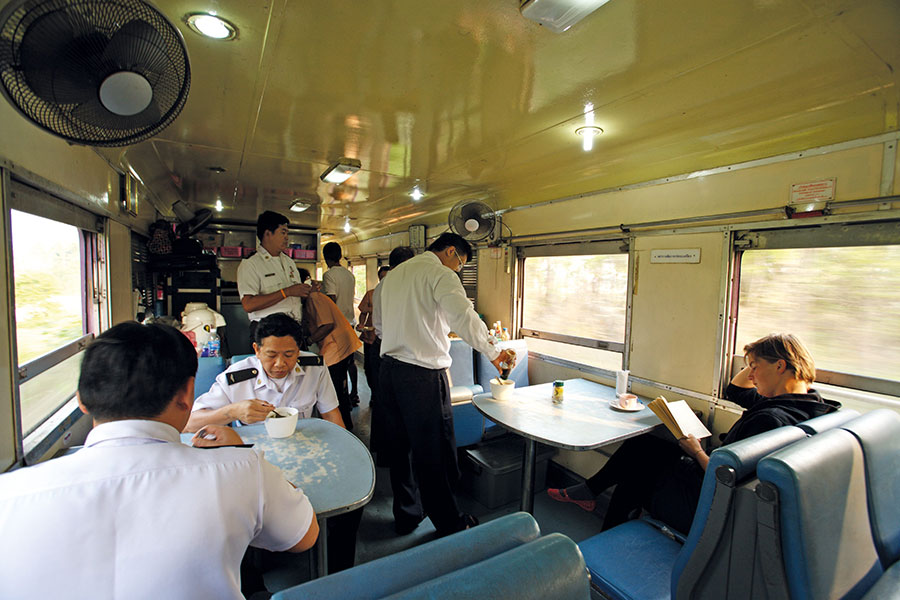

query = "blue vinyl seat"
[580,425,809,600]
[194,355,226,399]
[795,408,859,435]
[756,428,884,600]
[273,512,543,600]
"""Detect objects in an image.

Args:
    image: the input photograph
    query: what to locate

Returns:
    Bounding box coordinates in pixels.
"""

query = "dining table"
[181,418,374,577]
[472,378,661,513]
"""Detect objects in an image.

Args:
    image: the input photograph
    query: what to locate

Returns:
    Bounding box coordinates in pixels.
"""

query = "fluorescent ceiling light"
[320,157,361,184]
[409,185,425,201]
[290,200,311,212]
[576,126,603,151]
[214,199,223,212]
[520,0,613,33]
[343,218,351,233]
[185,13,238,40]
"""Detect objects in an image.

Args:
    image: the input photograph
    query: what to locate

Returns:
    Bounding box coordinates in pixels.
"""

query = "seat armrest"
[862,561,900,600]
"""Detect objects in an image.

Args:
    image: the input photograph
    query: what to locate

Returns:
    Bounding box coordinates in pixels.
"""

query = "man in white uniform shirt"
[379,233,516,536]
[237,210,313,340]
[322,240,360,404]
[186,312,344,431]
[0,322,318,600]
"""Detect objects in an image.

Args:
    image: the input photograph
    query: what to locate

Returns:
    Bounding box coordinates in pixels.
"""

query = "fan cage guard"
[449,200,497,242]
[0,0,190,147]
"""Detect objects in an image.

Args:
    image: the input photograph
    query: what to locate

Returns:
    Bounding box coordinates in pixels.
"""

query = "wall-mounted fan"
[0,0,190,147]
[448,200,497,242]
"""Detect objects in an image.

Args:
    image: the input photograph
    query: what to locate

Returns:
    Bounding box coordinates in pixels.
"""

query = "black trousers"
[379,356,464,536]
[328,353,354,432]
[586,435,703,534]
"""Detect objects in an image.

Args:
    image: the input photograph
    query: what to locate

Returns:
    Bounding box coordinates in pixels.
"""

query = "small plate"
[609,400,645,412]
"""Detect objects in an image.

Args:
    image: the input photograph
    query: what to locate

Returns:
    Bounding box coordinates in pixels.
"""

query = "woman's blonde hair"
[744,333,816,383]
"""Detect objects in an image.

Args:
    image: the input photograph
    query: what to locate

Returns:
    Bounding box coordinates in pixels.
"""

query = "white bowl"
[490,378,516,400]
[264,407,299,438]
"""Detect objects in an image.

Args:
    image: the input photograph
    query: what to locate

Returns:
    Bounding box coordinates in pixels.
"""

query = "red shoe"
[547,487,596,512]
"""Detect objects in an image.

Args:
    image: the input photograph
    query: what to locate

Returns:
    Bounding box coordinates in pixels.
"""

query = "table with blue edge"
[181,418,374,578]
[472,378,661,514]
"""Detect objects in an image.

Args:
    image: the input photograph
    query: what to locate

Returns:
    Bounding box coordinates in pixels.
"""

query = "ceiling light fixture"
[184,13,238,40]
[576,126,603,151]
[320,157,361,184]
[214,199,223,212]
[343,218,351,233]
[290,200,311,213]
[520,0,613,33]
[409,184,425,201]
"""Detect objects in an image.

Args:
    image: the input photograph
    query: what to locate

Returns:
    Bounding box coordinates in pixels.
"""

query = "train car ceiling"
[0,0,898,241]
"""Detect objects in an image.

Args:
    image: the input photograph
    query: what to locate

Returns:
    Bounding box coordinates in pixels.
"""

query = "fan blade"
[19,11,105,104]
[103,20,171,77]
[71,96,161,131]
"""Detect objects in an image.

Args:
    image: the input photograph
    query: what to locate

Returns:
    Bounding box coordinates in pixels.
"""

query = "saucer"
[609,399,645,412]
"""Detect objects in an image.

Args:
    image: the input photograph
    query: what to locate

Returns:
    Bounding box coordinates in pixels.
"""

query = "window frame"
[4,174,106,466]
[727,220,900,399]
[515,238,633,373]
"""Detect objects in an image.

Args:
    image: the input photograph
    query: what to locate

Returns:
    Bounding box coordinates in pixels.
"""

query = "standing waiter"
[237,211,312,341]
[379,232,516,536]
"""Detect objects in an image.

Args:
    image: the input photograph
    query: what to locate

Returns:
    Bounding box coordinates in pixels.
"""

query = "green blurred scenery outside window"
[736,245,900,382]
[523,254,628,370]
[352,264,367,301]
[12,210,86,433]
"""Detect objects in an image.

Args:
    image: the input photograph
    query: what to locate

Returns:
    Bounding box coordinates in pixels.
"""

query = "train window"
[351,264,367,302]
[520,246,629,371]
[11,210,93,435]
[733,222,900,400]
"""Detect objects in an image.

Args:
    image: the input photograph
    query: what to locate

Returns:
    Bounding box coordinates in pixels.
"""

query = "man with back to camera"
[237,210,313,341]
[322,241,360,406]
[0,322,318,599]
[185,312,362,574]
[379,233,516,536]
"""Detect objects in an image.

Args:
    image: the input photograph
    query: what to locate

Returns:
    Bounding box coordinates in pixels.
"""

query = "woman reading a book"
[547,333,840,534]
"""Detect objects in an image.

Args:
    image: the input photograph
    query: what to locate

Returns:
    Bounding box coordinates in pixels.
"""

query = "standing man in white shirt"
[237,211,313,341]
[322,241,360,405]
[0,322,318,600]
[379,233,516,536]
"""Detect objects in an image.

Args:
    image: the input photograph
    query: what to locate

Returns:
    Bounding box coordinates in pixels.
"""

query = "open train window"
[518,241,630,371]
[731,221,900,407]
[6,178,104,463]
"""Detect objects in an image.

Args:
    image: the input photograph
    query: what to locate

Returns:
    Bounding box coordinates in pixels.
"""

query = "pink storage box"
[292,249,316,260]
[218,246,243,258]
[242,247,254,257]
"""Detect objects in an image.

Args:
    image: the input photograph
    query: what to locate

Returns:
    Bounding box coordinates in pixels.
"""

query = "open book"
[647,396,711,440]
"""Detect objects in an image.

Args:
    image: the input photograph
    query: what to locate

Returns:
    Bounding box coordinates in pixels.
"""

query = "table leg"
[315,517,328,578]
[520,438,537,514]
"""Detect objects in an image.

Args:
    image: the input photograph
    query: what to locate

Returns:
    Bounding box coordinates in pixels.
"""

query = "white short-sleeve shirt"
[322,264,357,325]
[194,354,339,419]
[237,245,303,321]
[0,420,314,600]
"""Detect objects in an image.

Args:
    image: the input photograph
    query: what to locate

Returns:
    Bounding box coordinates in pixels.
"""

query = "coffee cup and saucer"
[610,393,644,412]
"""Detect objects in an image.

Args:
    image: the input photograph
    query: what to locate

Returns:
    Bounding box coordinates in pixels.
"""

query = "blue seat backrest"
[671,425,808,594]
[229,353,254,365]
[272,512,541,600]
[475,339,529,387]
[757,429,882,600]
[839,409,900,567]
[194,356,226,399]
[448,338,477,387]
[382,533,590,600]
[796,409,860,435]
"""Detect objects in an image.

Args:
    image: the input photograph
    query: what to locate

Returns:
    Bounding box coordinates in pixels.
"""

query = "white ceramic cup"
[616,370,629,396]
[490,377,516,400]
[264,407,299,438]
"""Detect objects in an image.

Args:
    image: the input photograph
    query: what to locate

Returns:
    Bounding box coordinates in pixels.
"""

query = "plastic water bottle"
[205,332,220,358]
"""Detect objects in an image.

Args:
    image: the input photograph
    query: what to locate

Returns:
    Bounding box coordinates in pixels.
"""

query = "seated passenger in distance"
[185,312,345,432]
[547,333,840,534]
[0,322,318,600]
